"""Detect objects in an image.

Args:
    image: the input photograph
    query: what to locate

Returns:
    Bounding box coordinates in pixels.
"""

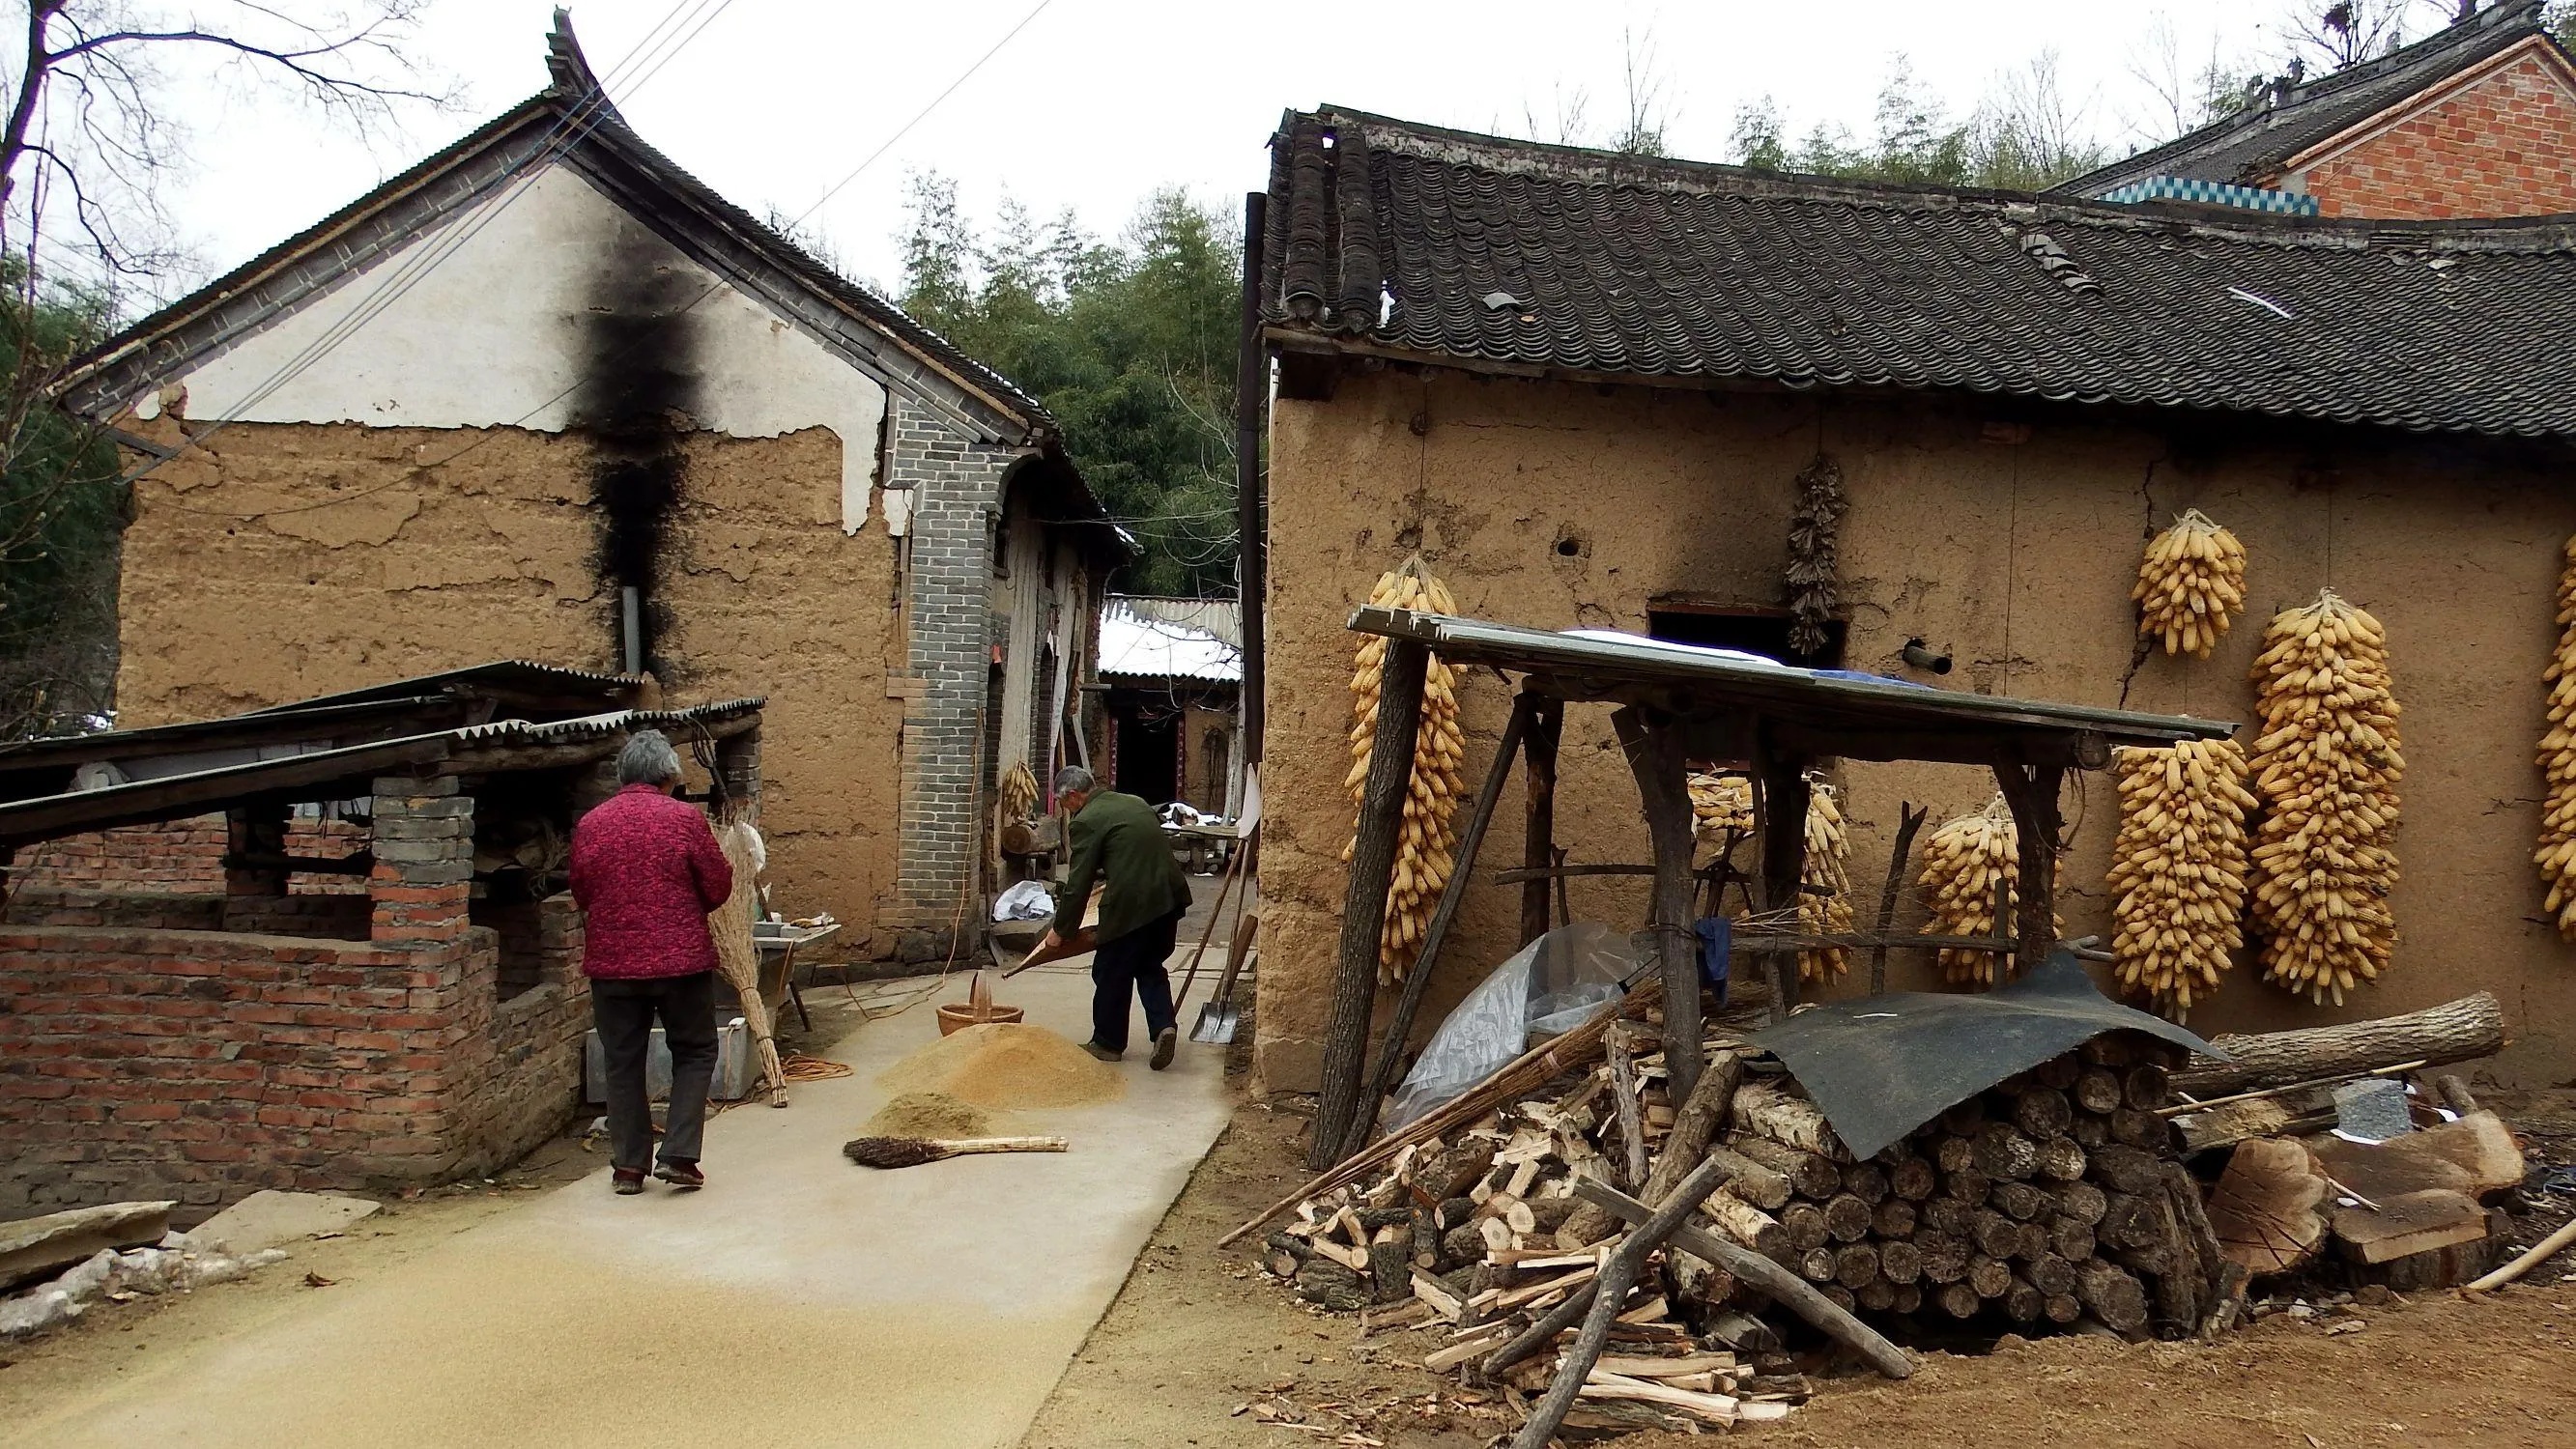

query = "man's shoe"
[613,1168,646,1195]
[1080,1040,1123,1063]
[654,1160,705,1189]
[1150,1026,1178,1071]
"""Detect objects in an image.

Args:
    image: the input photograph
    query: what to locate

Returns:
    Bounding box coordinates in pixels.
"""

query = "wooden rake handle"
[935,1136,1068,1155]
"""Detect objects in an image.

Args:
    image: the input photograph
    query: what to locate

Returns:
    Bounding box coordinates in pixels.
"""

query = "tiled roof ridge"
[1313,105,2576,256]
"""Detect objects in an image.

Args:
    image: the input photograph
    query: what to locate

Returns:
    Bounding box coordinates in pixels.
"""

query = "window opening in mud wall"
[1646,605,1844,668]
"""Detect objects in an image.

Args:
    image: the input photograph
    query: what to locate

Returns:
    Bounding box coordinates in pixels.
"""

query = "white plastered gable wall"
[136,161,903,534]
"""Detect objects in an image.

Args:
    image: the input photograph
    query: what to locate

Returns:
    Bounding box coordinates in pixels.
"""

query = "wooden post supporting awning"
[1303,608,2238,1162]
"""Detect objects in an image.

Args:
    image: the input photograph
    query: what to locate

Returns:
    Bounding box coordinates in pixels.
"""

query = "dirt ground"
[1026,1090,2576,1449]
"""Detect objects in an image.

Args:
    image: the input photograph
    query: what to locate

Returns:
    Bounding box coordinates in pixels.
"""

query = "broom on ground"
[842,1135,1068,1169]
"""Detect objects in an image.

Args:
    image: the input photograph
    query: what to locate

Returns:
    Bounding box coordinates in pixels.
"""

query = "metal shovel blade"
[1190,997,1240,1044]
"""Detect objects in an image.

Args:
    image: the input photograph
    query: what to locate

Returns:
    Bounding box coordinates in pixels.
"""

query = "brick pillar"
[715,726,761,820]
[369,775,473,943]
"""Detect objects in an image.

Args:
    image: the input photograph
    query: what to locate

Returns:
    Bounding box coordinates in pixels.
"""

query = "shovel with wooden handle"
[1191,909,1257,1044]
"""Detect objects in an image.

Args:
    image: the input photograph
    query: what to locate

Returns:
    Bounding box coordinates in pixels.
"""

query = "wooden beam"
[1870,805,1929,996]
[1615,707,1703,1100]
[1520,694,1562,948]
[1309,635,1429,1170]
[1339,691,1534,1162]
[1754,735,1810,1018]
[0,735,454,850]
[1992,761,2064,974]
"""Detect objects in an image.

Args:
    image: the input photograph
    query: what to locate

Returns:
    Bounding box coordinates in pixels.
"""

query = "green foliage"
[1730,55,2109,190]
[897,176,1240,597]
[0,261,125,738]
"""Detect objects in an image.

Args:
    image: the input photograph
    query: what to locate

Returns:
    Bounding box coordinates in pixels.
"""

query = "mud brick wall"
[2300,49,2576,218]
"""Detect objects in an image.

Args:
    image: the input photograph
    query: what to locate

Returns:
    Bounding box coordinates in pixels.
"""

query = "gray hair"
[616,729,683,786]
[1052,765,1096,796]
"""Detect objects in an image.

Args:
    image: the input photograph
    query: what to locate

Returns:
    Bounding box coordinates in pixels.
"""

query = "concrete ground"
[0,965,1232,1449]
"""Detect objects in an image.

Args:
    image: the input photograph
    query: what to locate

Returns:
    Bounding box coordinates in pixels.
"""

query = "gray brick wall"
[889,400,1028,927]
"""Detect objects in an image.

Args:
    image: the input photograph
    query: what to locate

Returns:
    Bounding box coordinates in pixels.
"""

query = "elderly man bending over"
[1041,765,1193,1068]
[570,730,733,1194]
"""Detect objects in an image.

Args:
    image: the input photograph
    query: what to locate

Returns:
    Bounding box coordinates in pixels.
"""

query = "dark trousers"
[591,971,718,1174]
[1090,906,1184,1054]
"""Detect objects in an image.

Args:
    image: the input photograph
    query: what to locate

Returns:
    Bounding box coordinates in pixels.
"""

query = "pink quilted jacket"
[568,784,734,980]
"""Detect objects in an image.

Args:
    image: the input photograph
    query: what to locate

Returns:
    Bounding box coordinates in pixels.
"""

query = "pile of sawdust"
[861,1091,999,1139]
[877,1023,1123,1110]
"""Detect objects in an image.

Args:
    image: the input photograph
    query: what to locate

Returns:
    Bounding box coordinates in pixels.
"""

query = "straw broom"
[710,818,788,1107]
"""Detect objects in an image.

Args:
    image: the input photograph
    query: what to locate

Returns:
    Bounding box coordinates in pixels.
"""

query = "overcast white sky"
[136,0,2377,301]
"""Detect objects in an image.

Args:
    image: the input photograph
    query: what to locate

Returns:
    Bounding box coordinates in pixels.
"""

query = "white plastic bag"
[1385,923,1638,1131]
[991,880,1055,922]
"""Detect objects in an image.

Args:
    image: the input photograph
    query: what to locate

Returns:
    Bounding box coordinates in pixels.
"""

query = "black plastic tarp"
[1749,952,2228,1160]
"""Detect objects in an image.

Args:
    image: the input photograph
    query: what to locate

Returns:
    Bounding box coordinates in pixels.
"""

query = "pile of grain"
[875,1023,1123,1110]
[862,1091,999,1139]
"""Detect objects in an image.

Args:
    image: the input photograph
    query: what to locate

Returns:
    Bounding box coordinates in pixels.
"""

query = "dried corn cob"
[2247,589,2401,1006]
[2106,739,2255,1022]
[1918,796,2027,987]
[2133,510,2247,659]
[1344,557,1466,986]
[1799,778,1853,982]
[2537,537,2576,938]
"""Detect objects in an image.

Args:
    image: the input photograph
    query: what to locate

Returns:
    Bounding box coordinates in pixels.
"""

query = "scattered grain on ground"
[861,1091,1001,1139]
[875,1023,1123,1111]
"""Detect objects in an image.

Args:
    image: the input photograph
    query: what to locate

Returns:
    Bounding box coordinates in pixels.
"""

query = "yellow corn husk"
[2105,738,2255,1022]
[1798,778,1853,982]
[1347,555,1466,987]
[1916,795,2052,988]
[2247,588,2401,1007]
[2538,537,2576,939]
[2132,509,2247,660]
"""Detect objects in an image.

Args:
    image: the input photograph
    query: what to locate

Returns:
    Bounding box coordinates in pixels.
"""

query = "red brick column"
[369,775,472,944]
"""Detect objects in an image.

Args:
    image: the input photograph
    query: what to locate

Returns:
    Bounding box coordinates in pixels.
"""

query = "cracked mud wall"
[113,416,902,943]
[1259,366,2576,1092]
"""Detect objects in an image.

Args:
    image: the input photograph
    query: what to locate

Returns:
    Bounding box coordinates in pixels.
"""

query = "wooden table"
[753,922,841,1033]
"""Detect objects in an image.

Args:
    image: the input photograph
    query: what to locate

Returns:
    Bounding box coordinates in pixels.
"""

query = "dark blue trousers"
[1090,906,1184,1053]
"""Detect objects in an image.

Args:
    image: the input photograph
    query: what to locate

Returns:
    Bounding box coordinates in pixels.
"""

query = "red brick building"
[2064,1,2576,220]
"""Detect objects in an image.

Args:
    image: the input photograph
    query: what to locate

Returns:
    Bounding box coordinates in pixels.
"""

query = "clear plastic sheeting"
[1387,923,1640,1132]
[992,880,1055,922]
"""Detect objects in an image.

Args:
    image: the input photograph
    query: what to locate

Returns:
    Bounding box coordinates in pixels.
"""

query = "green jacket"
[1056,790,1192,945]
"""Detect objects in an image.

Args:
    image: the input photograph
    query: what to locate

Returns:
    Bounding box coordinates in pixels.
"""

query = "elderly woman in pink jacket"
[570,730,732,1195]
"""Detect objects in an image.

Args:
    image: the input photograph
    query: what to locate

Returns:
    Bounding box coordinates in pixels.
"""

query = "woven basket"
[936,971,1023,1037]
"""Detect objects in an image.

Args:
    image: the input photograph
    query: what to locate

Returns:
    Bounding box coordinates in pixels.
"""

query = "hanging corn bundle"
[2536,537,2576,938]
[2246,589,2402,1006]
[1688,770,1754,871]
[1344,557,1466,986]
[1918,796,2022,988]
[2132,510,2247,659]
[2105,739,2256,1022]
[1799,778,1854,982]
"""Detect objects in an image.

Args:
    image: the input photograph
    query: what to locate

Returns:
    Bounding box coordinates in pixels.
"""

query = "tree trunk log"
[2074,1067,2124,1114]
[2077,1261,2151,1334]
[1874,1199,1918,1239]
[1703,1145,1793,1211]
[1779,1201,1830,1252]
[1889,1156,1938,1201]
[2011,1087,2074,1140]
[1701,1187,1790,1260]
[1878,1237,1925,1285]
[1836,1243,1883,1290]
[2172,992,2506,1096]
[2034,1137,2088,1182]
[1823,1194,1875,1243]
[1726,1134,1844,1200]
[1972,1124,2041,1181]
[1617,708,1703,1095]
[1733,1081,1848,1159]
[1841,1160,1890,1205]
[1519,696,1562,949]
[1915,1231,1970,1284]
[1967,1254,2014,1298]
[1937,1282,1983,1319]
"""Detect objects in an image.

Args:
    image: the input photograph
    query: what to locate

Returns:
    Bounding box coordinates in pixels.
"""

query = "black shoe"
[654,1160,705,1189]
[613,1169,646,1196]
[1150,1027,1178,1071]
[1080,1040,1123,1063]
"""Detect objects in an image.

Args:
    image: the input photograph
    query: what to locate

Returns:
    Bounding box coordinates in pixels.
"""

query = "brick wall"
[2300,50,2576,218]
[16,814,369,895]
[887,399,1027,942]
[0,777,588,1216]
[6,887,370,939]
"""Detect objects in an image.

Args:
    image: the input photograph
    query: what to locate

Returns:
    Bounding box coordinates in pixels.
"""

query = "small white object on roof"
[1561,629,1798,672]
[1099,601,1243,682]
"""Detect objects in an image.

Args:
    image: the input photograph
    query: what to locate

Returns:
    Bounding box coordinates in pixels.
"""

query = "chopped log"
[2308,1110,2527,1203]
[2173,1086,2340,1154]
[1608,1026,1650,1191]
[2123,1064,2171,1111]
[1779,1202,1830,1252]
[2049,1215,2098,1262]
[2034,1137,2088,1183]
[1889,1156,1938,1201]
[1438,1195,1477,1230]
[1967,1254,2014,1298]
[2051,1180,2109,1225]
[1798,1247,1839,1282]
[1939,1099,1986,1135]
[2098,1192,2157,1251]
[1560,1046,1750,1249]
[2431,1073,2482,1116]
[1823,1194,1874,1243]
[1703,1145,1795,1212]
[1936,1282,1983,1319]
[1915,1231,1969,1283]
[1878,1237,1925,1286]
[1973,1124,2041,1181]
[2070,1114,2111,1149]
[1874,1199,1918,1239]
[2035,1053,2083,1091]
[1442,1220,1488,1264]
[1701,1188,1790,1259]
[1422,1321,1515,1373]
[2027,1252,2077,1296]
[2075,1261,2150,1334]
[1891,1282,1925,1315]
[1412,1208,1441,1269]
[1733,1081,1850,1160]
[2003,1275,2046,1324]
[1934,1135,1977,1175]
[2334,1189,2494,1264]
[2017,1222,2053,1263]
[2081,1036,2135,1068]
[1842,1160,1891,1205]
[1820,1284,1859,1314]
[2163,1161,2227,1308]
[1836,1243,1883,1290]
[1992,1181,2050,1222]
[1296,1258,1370,1311]
[1971,1208,2022,1259]
[2110,1108,2170,1151]
[2044,1293,2083,1324]
[2089,1145,2168,1196]
[1413,1270,1468,1321]
[1726,1134,1844,1200]
[1856,1279,1899,1313]
[2011,1088,2074,1140]
[1944,1167,1993,1206]
[2074,1068,2125,1114]
[1265,1232,1308,1280]
[1703,1311,1783,1353]
[1920,1198,1974,1236]
[1370,1233,1415,1301]
[1421,1140,1501,1203]
[2175,993,2506,1096]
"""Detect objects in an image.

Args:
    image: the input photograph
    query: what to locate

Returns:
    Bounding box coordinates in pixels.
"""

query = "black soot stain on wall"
[575,227,703,676]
